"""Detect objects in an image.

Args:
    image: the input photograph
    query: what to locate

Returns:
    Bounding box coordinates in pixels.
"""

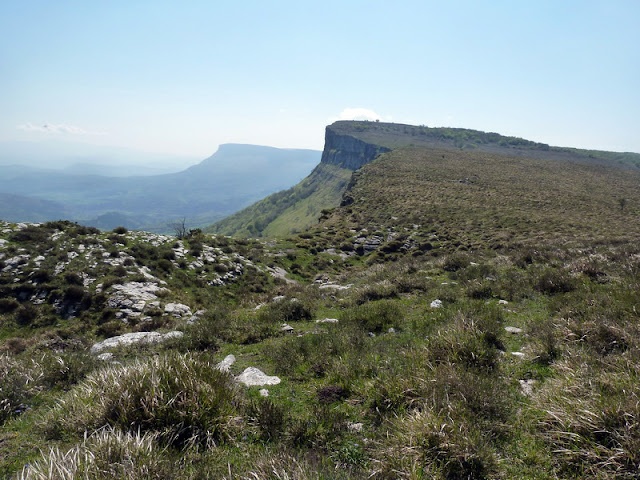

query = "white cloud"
[334,107,381,122]
[17,122,105,135]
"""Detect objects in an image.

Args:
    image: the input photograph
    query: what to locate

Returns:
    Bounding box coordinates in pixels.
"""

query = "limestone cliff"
[320,126,391,170]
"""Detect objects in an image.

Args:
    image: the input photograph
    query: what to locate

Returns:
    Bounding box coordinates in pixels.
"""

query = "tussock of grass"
[535,352,640,478]
[19,428,173,480]
[44,353,240,447]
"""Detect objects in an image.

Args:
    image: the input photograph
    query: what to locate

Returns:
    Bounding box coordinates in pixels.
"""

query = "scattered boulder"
[236,367,281,387]
[430,299,443,309]
[90,331,183,355]
[281,323,294,333]
[519,379,536,396]
[505,326,524,334]
[316,318,339,324]
[216,354,236,372]
[318,284,352,291]
[164,302,192,318]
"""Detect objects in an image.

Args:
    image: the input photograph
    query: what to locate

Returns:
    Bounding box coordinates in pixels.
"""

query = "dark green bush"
[0,297,19,314]
[112,226,128,234]
[341,300,402,333]
[15,304,38,325]
[534,268,576,294]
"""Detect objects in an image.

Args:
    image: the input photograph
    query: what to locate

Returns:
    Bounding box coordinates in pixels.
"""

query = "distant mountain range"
[0,144,320,231]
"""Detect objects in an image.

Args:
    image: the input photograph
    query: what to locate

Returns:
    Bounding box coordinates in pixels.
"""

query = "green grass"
[2,122,640,478]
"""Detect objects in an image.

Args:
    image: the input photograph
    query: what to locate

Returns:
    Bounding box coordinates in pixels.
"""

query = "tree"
[170,217,187,239]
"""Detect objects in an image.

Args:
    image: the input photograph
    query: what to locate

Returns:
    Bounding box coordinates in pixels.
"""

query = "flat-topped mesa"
[320,125,391,170]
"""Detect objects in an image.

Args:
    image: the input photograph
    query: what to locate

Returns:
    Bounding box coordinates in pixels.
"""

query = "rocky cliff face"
[320,126,391,170]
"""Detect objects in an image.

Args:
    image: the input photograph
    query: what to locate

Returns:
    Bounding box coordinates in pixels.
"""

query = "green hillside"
[207,163,352,237]
[208,121,640,238]
[2,123,640,479]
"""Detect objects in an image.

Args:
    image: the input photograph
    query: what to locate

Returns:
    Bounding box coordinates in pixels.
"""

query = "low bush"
[15,304,38,326]
[0,297,19,313]
[340,300,402,333]
[534,268,576,294]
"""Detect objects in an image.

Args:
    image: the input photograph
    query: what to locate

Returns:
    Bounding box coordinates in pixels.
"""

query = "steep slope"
[207,125,390,237]
[0,144,320,230]
[209,121,640,238]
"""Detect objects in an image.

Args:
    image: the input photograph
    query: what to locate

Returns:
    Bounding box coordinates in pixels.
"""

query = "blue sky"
[1,0,639,160]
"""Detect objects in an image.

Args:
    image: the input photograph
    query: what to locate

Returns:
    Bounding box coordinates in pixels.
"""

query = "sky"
[1,0,639,163]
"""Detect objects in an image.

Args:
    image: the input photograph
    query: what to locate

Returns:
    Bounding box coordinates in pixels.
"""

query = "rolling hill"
[0,144,320,231]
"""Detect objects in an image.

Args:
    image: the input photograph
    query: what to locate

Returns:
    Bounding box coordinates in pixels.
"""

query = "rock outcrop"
[320,127,391,170]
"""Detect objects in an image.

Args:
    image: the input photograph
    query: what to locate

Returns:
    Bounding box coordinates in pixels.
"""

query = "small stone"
[97,352,114,361]
[505,326,524,334]
[272,295,286,302]
[511,351,526,357]
[498,299,509,305]
[216,354,236,372]
[347,422,364,433]
[316,318,339,324]
[259,389,269,397]
[281,323,294,333]
[430,299,443,309]
[388,327,396,334]
[519,379,536,396]
[164,302,192,317]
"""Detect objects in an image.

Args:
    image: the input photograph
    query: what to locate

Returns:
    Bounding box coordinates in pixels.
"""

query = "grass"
[2,121,640,478]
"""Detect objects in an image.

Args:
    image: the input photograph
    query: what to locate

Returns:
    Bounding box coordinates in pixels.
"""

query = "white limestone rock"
[505,326,524,334]
[236,367,281,387]
[90,331,183,355]
[164,302,192,317]
[316,318,339,324]
[216,354,236,372]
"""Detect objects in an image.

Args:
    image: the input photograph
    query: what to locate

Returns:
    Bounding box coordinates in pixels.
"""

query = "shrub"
[534,268,576,294]
[0,297,19,313]
[112,226,128,234]
[247,397,286,442]
[261,299,312,323]
[354,282,398,304]
[15,304,38,325]
[64,272,83,285]
[442,252,469,272]
[45,353,242,447]
[340,300,402,333]
[31,269,52,284]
